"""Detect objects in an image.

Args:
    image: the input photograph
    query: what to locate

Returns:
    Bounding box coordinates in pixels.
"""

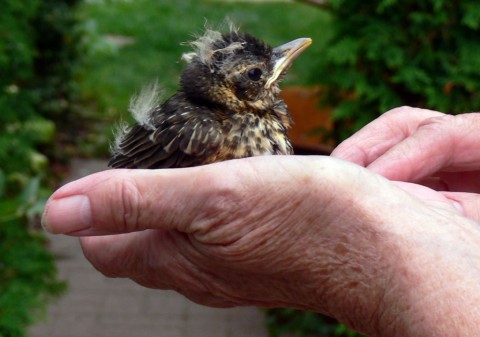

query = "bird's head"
[180,29,312,113]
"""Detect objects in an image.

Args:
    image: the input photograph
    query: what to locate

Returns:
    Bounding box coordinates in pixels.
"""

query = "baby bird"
[109,28,312,169]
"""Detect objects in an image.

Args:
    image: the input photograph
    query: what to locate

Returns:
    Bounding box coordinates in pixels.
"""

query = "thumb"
[42,164,244,236]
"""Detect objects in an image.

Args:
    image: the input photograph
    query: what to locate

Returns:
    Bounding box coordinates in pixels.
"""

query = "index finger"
[331,107,444,166]
[366,113,480,182]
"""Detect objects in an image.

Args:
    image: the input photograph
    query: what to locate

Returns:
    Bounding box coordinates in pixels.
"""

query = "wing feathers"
[109,93,224,169]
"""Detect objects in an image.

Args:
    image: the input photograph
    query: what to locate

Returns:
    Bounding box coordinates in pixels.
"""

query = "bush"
[0,0,81,335]
[266,308,361,337]
[312,0,480,140]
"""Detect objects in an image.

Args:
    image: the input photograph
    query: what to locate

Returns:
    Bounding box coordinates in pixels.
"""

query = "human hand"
[42,156,480,336]
[332,107,480,220]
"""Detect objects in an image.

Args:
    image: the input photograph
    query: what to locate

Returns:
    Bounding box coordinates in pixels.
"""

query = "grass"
[75,0,332,146]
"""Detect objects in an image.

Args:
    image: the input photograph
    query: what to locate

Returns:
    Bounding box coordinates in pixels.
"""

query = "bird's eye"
[247,68,263,81]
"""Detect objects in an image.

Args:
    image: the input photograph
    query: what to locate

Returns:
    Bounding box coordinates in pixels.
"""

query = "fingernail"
[42,195,92,234]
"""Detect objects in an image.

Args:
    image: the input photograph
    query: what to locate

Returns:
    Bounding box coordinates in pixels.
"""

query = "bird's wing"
[109,104,224,169]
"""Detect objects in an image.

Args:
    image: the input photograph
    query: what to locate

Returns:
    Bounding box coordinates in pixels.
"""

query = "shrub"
[0,0,81,335]
[266,308,361,337]
[312,0,480,140]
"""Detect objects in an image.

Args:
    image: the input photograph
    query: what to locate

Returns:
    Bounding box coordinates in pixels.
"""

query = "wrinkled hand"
[42,156,480,336]
[332,107,480,221]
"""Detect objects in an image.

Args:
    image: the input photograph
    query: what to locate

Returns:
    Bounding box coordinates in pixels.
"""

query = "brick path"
[29,159,268,337]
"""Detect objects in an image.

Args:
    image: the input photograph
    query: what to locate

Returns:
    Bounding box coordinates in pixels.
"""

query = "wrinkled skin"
[332,106,480,212]
[43,107,480,336]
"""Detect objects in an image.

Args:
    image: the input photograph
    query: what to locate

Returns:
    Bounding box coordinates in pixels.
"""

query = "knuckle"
[419,113,455,129]
[383,106,445,121]
[190,171,244,235]
[382,106,416,118]
[88,174,145,233]
[205,181,242,218]
[416,115,459,148]
[115,176,143,232]
[385,106,410,115]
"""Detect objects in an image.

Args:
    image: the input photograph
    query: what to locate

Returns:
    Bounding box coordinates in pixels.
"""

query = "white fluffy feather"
[110,120,130,154]
[182,23,244,67]
[110,81,163,155]
[129,80,163,130]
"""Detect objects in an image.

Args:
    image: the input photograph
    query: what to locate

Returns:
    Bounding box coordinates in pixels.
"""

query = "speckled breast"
[216,112,293,160]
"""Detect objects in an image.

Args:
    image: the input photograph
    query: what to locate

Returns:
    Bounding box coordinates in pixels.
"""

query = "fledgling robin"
[109,28,312,169]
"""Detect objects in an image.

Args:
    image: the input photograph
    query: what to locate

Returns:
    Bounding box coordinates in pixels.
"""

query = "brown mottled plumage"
[109,28,311,169]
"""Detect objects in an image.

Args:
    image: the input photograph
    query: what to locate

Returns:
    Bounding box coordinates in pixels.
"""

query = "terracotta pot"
[282,86,333,155]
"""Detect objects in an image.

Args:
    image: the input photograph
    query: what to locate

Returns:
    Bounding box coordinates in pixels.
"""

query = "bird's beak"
[265,37,312,89]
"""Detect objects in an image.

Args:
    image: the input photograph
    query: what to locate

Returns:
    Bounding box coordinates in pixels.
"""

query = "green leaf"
[19,176,40,208]
[0,199,21,221]
[326,37,360,65]
[462,3,480,29]
[0,169,5,198]
[23,119,56,144]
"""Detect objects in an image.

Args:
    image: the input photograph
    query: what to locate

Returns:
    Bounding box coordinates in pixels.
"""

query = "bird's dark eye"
[247,68,263,81]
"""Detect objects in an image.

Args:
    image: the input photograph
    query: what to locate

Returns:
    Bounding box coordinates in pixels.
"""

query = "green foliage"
[310,0,480,140]
[266,308,363,337]
[0,0,40,121]
[30,0,83,124]
[0,0,80,335]
[0,215,67,337]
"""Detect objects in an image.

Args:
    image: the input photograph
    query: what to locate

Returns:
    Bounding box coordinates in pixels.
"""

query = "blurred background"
[1,0,480,336]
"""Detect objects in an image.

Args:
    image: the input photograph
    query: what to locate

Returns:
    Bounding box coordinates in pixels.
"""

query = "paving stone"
[143,290,190,315]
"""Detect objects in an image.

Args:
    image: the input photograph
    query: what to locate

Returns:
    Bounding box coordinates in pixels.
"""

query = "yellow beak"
[265,37,312,89]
